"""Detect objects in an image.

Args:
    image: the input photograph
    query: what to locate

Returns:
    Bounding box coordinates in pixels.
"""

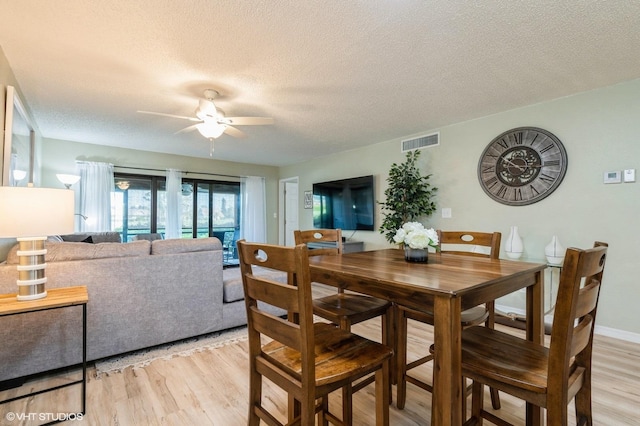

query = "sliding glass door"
[111,174,240,245]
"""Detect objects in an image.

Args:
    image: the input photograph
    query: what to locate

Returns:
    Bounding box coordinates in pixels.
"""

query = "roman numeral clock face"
[478,127,568,206]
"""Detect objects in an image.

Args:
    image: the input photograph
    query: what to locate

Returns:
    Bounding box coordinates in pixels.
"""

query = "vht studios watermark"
[5,411,84,422]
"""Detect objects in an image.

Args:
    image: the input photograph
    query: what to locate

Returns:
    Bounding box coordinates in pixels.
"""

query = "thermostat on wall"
[624,169,636,182]
[603,171,621,184]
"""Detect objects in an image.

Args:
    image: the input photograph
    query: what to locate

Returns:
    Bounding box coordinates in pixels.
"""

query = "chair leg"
[375,359,390,426]
[249,370,262,426]
[489,387,501,410]
[462,377,467,421]
[382,307,394,403]
[574,370,593,426]
[301,393,316,426]
[320,396,329,426]
[288,394,300,424]
[485,302,501,410]
[337,318,354,425]
[471,380,484,426]
[396,307,408,409]
[342,385,354,425]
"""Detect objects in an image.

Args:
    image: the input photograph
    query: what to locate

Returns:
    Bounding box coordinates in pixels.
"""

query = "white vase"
[505,226,524,259]
[545,235,565,266]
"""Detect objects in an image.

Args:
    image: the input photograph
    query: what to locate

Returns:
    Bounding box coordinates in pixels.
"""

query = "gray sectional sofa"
[0,234,283,384]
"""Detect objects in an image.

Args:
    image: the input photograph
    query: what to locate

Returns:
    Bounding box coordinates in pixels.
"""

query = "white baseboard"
[495,304,640,344]
[593,325,640,344]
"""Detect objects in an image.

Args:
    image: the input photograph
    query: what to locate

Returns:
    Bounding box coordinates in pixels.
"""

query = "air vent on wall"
[401,132,440,152]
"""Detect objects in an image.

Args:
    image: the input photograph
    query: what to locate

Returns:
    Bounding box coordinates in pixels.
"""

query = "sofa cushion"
[151,237,221,255]
[6,240,151,264]
[222,266,288,303]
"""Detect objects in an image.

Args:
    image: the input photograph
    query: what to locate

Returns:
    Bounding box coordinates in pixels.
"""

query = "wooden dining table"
[308,248,546,426]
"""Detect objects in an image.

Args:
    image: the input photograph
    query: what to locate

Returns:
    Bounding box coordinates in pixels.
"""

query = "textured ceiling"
[1,1,640,166]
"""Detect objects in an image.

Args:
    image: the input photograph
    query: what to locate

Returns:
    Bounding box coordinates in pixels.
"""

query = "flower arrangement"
[393,222,439,250]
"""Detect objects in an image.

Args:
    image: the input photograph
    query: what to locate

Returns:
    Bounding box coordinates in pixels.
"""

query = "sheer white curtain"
[165,169,182,239]
[76,161,114,232]
[241,176,266,243]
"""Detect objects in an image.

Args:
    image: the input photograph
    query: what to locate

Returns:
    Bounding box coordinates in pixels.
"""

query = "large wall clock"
[477,127,568,206]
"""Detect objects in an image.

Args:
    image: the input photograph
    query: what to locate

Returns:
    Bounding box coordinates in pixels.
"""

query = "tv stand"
[307,240,363,253]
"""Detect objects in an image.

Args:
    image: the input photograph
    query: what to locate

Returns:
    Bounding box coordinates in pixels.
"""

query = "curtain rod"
[113,165,243,179]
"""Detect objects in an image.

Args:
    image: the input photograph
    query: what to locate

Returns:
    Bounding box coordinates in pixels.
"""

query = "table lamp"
[0,185,75,301]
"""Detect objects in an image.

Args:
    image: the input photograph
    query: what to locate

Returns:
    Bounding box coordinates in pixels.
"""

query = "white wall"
[280,79,640,338]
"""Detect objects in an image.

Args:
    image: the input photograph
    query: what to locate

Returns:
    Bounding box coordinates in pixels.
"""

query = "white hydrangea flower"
[402,222,424,233]
[393,228,407,244]
[395,222,438,249]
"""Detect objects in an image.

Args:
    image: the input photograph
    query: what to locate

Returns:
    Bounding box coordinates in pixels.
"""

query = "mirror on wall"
[2,85,35,186]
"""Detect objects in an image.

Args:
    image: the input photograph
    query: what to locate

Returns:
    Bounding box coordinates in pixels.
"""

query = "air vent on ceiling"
[401,132,440,152]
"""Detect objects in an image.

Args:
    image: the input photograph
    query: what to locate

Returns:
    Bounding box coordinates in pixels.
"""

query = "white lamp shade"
[56,174,81,186]
[12,170,27,181]
[0,187,75,238]
[196,122,226,139]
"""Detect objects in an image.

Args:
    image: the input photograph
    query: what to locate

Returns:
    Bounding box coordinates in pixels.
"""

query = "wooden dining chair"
[460,242,608,426]
[237,239,393,426]
[294,229,393,423]
[396,230,502,412]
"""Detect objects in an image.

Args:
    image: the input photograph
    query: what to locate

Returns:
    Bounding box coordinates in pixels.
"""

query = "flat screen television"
[312,175,375,231]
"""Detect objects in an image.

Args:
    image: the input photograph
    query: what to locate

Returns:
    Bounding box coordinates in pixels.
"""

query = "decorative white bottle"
[505,226,524,259]
[545,235,565,266]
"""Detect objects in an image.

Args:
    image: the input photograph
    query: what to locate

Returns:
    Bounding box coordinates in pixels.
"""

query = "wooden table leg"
[525,270,544,426]
[432,296,462,426]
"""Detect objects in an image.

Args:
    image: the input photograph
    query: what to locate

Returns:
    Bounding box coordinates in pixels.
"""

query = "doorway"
[279,177,298,246]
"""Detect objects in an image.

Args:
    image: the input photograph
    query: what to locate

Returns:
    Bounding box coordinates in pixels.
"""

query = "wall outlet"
[442,207,452,218]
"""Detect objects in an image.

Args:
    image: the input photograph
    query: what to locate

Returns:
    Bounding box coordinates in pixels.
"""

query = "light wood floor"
[2,299,640,425]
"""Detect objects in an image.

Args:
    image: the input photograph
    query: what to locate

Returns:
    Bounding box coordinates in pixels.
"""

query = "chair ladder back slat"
[245,275,300,313]
[294,229,343,255]
[250,307,302,352]
[576,280,601,319]
[437,230,501,259]
[306,247,339,256]
[569,277,602,359]
[570,315,594,359]
[294,229,343,295]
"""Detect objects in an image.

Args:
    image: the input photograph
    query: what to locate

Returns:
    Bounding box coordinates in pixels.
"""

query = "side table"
[0,286,88,423]
[494,261,562,334]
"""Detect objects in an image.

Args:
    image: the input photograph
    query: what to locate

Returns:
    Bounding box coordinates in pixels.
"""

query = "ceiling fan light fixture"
[196,122,226,139]
[116,180,130,191]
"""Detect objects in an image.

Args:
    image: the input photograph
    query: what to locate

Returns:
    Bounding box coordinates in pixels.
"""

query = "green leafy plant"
[379,150,438,244]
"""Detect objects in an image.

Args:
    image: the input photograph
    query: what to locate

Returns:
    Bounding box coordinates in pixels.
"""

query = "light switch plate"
[624,169,636,182]
[603,171,621,184]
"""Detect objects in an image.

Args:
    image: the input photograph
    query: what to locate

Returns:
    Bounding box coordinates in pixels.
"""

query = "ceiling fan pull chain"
[209,139,215,156]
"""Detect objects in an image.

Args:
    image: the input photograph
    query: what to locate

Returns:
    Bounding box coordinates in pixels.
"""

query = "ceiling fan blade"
[224,117,274,126]
[174,123,201,134]
[223,125,247,138]
[138,110,200,122]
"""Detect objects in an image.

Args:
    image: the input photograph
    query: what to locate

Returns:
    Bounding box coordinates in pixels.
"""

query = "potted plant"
[379,150,438,244]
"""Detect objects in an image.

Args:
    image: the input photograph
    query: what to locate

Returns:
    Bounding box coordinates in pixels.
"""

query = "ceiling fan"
[138,89,274,154]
